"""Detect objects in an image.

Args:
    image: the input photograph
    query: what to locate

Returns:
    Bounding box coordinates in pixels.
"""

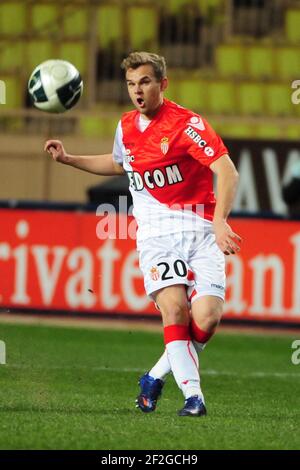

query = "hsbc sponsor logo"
[184,126,215,157]
[185,126,206,147]
[124,148,135,164]
[127,164,183,191]
[125,154,135,163]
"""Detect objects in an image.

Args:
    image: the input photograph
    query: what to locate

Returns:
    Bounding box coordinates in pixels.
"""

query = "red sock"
[164,324,190,345]
[190,319,215,344]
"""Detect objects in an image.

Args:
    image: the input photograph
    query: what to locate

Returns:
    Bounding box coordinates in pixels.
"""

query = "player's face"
[126,65,168,119]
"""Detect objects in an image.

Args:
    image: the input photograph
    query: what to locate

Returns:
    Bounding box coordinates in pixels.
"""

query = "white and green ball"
[28,59,83,113]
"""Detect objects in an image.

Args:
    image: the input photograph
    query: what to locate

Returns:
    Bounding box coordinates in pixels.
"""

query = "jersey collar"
[134,98,167,133]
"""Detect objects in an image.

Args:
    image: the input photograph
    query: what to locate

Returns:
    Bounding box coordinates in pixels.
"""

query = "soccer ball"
[28,59,83,113]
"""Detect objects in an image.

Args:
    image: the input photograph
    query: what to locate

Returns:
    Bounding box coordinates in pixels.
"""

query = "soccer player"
[45,52,241,417]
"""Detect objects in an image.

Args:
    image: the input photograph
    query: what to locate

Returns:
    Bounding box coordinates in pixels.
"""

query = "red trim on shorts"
[164,324,190,345]
[188,289,197,302]
[190,319,214,343]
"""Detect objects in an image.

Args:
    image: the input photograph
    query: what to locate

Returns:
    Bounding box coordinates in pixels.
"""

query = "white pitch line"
[4,364,300,378]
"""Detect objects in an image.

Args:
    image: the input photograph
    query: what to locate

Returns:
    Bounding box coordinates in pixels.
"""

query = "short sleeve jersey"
[113,98,228,241]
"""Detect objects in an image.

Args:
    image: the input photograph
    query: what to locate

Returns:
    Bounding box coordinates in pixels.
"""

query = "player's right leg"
[154,284,206,416]
[136,284,192,413]
[135,234,195,413]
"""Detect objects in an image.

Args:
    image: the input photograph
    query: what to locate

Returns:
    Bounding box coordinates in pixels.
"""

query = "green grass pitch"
[0,321,299,450]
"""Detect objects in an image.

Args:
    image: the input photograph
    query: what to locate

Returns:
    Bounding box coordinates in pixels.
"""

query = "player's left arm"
[210,154,242,255]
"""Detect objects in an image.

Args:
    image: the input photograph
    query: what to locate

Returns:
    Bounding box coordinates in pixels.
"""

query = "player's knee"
[197,304,223,332]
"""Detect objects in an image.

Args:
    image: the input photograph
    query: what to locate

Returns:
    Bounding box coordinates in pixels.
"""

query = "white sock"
[149,342,205,380]
[149,349,171,380]
[166,340,203,400]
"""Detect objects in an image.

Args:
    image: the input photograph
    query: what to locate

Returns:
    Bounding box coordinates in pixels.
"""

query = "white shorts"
[137,229,226,303]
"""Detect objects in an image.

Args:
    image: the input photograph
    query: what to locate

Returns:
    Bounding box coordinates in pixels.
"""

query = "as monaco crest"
[150,266,160,281]
[160,137,169,155]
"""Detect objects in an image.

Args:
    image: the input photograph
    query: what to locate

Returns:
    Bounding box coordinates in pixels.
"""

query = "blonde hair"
[121,52,167,81]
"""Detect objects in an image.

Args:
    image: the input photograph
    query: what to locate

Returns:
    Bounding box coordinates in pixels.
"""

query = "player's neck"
[141,99,165,120]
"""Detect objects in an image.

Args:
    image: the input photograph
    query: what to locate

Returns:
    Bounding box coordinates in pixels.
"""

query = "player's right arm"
[44,139,125,176]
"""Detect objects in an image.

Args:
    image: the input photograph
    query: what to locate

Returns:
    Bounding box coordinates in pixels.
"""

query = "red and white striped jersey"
[113,98,228,241]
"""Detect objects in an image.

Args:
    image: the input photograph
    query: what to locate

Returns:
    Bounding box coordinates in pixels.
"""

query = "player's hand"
[213,218,242,255]
[44,140,69,164]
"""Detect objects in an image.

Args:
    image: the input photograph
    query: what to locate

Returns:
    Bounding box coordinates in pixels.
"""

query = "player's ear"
[161,77,168,92]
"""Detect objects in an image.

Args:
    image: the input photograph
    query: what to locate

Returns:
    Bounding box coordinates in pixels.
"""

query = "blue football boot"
[135,372,164,413]
[178,395,207,417]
